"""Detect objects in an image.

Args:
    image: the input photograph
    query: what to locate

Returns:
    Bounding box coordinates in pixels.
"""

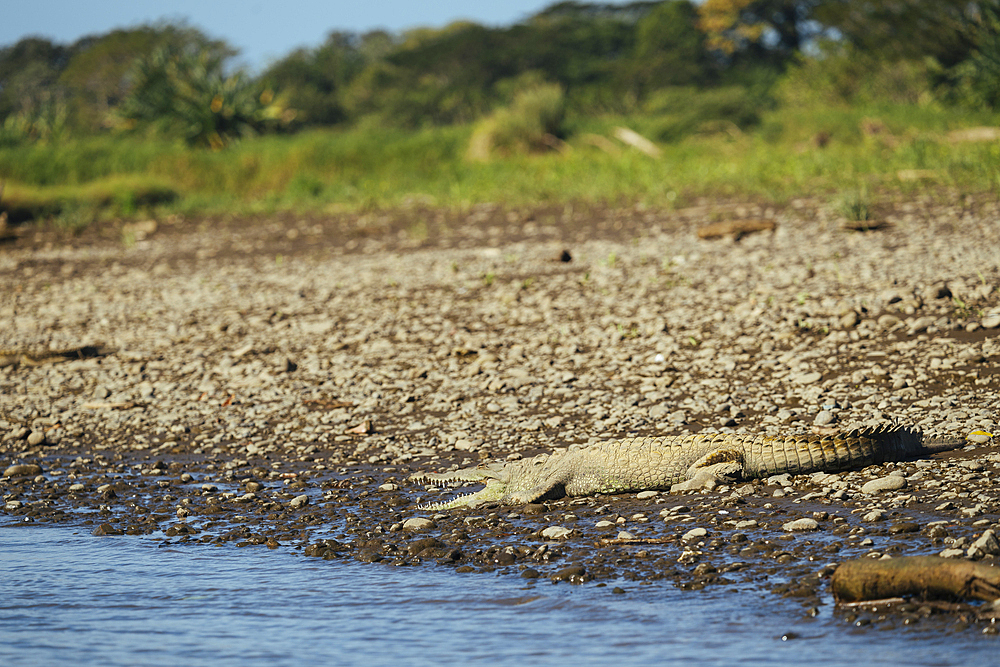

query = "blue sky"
[3,0,637,72]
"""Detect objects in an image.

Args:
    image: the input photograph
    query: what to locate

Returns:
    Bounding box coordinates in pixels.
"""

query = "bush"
[645,86,761,141]
[467,83,566,159]
[118,46,290,148]
[776,43,935,108]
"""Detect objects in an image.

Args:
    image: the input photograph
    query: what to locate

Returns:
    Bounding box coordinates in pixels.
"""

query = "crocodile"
[409,425,978,510]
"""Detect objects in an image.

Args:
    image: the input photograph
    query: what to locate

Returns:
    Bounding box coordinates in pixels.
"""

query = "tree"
[260,31,371,126]
[949,2,1000,107]
[633,1,711,91]
[815,0,982,67]
[119,43,285,148]
[58,25,237,132]
[0,37,72,118]
[698,0,824,56]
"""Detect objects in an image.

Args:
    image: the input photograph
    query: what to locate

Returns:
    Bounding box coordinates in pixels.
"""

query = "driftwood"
[697,219,776,240]
[841,219,892,232]
[612,127,662,158]
[831,556,1000,603]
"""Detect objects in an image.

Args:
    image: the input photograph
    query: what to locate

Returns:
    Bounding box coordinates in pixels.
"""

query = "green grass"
[3,101,1000,227]
[1,175,179,225]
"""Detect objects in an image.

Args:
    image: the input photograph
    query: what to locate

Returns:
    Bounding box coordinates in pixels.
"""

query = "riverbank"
[2,195,999,628]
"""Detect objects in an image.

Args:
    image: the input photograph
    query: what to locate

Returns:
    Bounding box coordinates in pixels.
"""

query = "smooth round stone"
[861,475,906,494]
[540,526,572,540]
[782,518,819,532]
[682,527,708,542]
[402,517,435,531]
[813,410,834,426]
[3,463,43,478]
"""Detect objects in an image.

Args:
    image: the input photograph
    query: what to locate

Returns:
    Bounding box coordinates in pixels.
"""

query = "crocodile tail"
[743,425,929,477]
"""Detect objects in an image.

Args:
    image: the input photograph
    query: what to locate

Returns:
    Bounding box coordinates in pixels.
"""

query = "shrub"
[467,83,565,160]
[775,42,935,108]
[118,46,290,148]
[645,86,761,141]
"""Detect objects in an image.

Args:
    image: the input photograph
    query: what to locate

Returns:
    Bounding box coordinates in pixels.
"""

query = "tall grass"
[2,101,1000,225]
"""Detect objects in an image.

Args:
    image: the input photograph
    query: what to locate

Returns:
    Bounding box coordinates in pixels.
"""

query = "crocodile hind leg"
[670,460,745,493]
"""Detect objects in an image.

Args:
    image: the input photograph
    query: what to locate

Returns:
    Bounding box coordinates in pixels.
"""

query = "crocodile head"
[415,477,510,510]
[408,461,510,509]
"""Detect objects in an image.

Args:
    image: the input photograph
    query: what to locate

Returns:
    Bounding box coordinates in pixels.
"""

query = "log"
[831,556,1000,603]
[697,219,776,240]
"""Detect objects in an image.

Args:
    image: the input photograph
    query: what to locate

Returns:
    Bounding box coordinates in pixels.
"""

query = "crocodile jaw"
[418,478,508,510]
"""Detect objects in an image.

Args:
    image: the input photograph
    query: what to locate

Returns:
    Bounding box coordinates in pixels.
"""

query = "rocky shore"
[2,195,999,629]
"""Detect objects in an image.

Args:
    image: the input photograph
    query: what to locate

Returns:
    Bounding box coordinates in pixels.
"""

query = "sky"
[3,0,637,72]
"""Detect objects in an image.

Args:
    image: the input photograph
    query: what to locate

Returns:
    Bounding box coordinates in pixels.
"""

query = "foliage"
[5,98,1000,228]
[57,25,236,133]
[698,0,825,56]
[118,45,289,148]
[645,86,763,140]
[260,31,377,126]
[0,97,68,146]
[467,82,566,159]
[776,41,936,107]
[948,3,1000,109]
[815,0,981,67]
[632,1,711,93]
[0,37,73,122]
[0,175,178,224]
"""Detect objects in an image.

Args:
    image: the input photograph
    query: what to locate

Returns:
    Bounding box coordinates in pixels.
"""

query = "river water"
[0,525,994,666]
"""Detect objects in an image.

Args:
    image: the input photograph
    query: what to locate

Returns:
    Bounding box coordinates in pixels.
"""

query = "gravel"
[1,196,999,628]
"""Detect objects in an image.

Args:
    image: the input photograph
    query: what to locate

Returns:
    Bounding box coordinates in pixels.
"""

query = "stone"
[3,463,42,478]
[402,517,435,531]
[540,526,573,540]
[970,530,1000,557]
[289,494,309,508]
[26,430,45,446]
[793,371,822,385]
[813,411,834,426]
[682,527,708,542]
[861,476,906,494]
[782,518,819,531]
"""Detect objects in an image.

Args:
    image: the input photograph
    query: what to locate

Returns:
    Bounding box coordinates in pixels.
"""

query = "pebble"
[782,518,819,531]
[682,527,708,542]
[813,411,834,426]
[3,463,43,477]
[26,431,45,446]
[861,476,907,495]
[793,371,822,385]
[402,517,435,531]
[540,526,573,540]
[289,494,309,508]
